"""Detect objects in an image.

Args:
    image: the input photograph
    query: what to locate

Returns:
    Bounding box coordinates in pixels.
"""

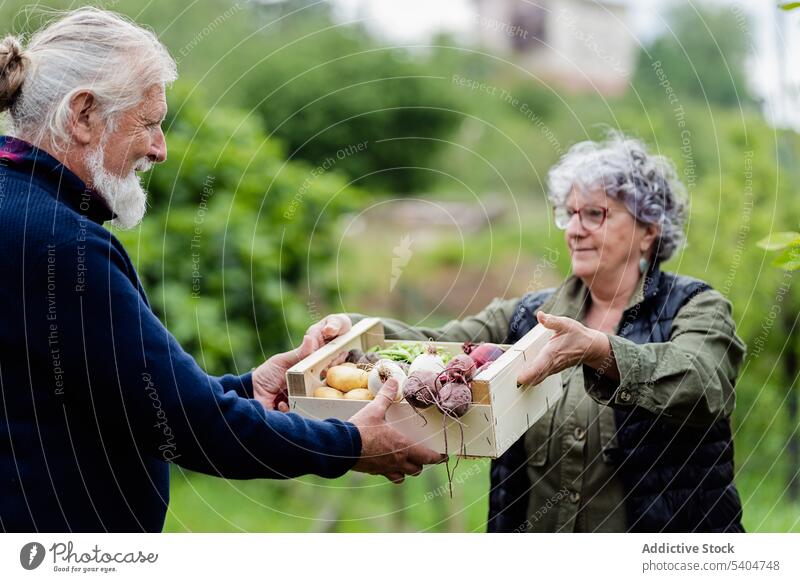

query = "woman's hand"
[252,335,316,412]
[517,311,618,386]
[305,314,352,348]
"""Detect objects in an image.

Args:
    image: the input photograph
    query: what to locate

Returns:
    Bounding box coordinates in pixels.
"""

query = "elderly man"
[0,8,442,532]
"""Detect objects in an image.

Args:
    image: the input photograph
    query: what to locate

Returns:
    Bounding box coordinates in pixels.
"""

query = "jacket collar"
[539,263,663,320]
[0,135,115,224]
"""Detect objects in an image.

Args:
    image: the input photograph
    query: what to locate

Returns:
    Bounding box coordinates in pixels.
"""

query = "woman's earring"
[639,257,649,274]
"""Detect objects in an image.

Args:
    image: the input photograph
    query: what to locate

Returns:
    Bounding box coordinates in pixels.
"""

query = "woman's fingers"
[536,311,574,332]
[517,352,550,387]
[517,368,545,387]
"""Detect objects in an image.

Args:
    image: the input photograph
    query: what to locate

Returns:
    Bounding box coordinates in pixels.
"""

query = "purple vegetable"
[437,382,472,418]
[403,370,440,409]
[438,354,476,386]
[462,342,504,368]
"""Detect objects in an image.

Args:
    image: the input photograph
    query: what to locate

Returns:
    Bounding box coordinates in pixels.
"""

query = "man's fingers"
[386,472,405,484]
[407,443,446,467]
[367,377,399,416]
[402,461,423,477]
[321,315,351,340]
[322,317,341,339]
[295,334,317,360]
[277,402,290,413]
[273,334,316,369]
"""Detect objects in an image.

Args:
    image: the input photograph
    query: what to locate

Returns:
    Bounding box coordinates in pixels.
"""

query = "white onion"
[367,359,407,400]
[408,349,445,375]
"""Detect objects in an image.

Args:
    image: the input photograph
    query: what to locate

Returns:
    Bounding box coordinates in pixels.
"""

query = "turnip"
[408,344,445,375]
[367,359,407,401]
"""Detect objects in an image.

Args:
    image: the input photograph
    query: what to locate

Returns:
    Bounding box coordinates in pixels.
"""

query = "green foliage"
[758,232,800,269]
[234,9,464,193]
[117,84,364,373]
[632,5,757,107]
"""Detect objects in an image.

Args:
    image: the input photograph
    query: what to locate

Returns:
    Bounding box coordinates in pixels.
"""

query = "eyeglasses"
[553,205,610,231]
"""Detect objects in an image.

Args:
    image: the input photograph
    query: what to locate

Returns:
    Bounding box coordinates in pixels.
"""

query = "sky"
[331,0,800,127]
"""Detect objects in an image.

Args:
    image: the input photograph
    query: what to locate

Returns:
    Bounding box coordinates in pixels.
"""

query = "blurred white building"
[472,0,636,95]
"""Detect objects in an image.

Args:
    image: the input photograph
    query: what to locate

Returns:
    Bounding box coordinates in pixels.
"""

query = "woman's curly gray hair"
[547,131,688,263]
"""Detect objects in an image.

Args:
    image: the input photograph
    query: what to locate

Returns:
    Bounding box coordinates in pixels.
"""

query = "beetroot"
[357,351,381,365]
[437,354,476,386]
[462,342,504,369]
[437,382,471,418]
[403,370,440,409]
[345,348,365,363]
[475,361,494,374]
[435,380,473,497]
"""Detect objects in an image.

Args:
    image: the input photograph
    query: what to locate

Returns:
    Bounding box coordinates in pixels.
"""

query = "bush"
[118,84,364,373]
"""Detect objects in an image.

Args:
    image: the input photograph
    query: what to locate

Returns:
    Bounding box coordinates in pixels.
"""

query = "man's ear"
[67,91,99,146]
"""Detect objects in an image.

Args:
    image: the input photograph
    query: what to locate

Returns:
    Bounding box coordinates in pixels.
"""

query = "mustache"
[134,158,154,173]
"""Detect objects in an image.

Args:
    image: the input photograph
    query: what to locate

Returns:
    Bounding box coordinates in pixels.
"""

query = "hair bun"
[0,35,28,113]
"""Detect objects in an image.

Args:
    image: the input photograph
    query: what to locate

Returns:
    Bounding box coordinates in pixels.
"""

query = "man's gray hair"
[547,130,688,263]
[0,7,177,148]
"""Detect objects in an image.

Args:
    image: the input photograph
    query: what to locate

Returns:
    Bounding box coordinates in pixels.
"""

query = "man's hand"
[252,335,316,412]
[305,314,352,348]
[348,378,446,483]
[516,311,617,387]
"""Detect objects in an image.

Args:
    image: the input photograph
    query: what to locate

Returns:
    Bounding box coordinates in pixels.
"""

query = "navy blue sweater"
[0,136,361,532]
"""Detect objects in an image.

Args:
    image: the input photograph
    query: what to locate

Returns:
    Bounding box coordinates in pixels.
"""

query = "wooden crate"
[286,318,562,458]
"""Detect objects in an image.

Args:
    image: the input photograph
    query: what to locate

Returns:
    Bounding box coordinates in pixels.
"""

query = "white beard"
[85,146,152,230]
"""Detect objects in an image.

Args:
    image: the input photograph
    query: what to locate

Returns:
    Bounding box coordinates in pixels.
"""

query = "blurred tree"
[117,84,364,374]
[632,4,757,108]
[235,0,465,193]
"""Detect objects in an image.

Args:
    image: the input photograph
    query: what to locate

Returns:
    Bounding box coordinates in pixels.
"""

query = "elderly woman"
[310,132,746,532]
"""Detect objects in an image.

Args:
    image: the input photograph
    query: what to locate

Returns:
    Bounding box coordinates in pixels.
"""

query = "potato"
[344,388,373,401]
[326,365,369,392]
[313,386,344,399]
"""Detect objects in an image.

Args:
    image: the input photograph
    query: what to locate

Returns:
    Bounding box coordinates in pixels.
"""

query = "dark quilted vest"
[487,267,744,532]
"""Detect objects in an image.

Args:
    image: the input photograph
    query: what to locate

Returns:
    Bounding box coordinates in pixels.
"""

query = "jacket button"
[569,490,581,504]
[618,389,632,403]
[573,426,586,441]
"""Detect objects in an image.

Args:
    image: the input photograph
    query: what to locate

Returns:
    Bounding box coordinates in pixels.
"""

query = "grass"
[164,460,492,533]
[163,456,800,532]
